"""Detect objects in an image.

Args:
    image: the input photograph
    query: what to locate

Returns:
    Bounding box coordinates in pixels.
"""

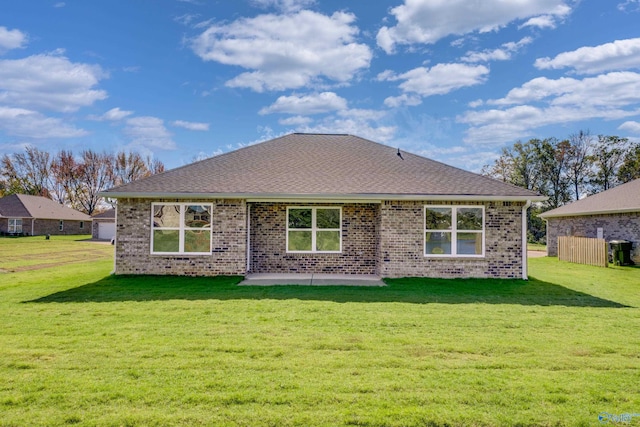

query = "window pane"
[185,205,211,228]
[457,208,483,230]
[153,230,179,252]
[288,230,312,251]
[154,205,180,228]
[457,232,482,255]
[184,230,211,253]
[317,231,340,251]
[316,208,340,229]
[425,207,452,230]
[425,232,451,255]
[288,209,312,228]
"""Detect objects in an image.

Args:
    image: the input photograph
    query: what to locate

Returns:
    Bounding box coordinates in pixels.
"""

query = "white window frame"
[8,218,22,233]
[424,205,485,258]
[286,206,342,253]
[151,203,213,255]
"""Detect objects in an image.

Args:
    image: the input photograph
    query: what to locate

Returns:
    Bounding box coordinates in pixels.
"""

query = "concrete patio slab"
[239,273,386,287]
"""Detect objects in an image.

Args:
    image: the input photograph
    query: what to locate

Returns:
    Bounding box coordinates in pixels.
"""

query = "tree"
[74,150,114,215]
[566,130,593,200]
[589,135,629,193]
[618,142,640,183]
[0,146,52,197]
[112,151,165,187]
[534,138,571,210]
[50,150,80,205]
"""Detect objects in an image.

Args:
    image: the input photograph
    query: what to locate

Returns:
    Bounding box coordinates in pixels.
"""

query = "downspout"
[112,206,117,275]
[246,202,251,274]
[31,218,35,236]
[522,200,532,280]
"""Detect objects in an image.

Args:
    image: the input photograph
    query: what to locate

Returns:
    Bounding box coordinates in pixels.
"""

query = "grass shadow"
[27,274,629,307]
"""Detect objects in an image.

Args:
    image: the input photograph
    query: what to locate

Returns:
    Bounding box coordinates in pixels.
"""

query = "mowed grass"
[1,237,639,426]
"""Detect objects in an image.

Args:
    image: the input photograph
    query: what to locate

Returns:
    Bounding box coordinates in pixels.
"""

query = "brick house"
[540,178,640,262]
[0,194,91,236]
[103,134,544,279]
[92,209,116,241]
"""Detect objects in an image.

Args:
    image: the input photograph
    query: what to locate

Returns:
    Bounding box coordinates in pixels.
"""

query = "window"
[287,207,341,253]
[151,203,212,255]
[8,219,22,233]
[425,206,484,257]
[79,221,84,230]
[59,220,64,231]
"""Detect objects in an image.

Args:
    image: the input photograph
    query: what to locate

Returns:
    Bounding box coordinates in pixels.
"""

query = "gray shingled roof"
[540,178,640,218]
[0,194,91,221]
[92,209,115,220]
[103,133,543,201]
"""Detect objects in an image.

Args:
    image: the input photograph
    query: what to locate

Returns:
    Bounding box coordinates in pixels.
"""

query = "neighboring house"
[102,133,544,279]
[0,194,92,236]
[540,178,640,262]
[92,209,116,240]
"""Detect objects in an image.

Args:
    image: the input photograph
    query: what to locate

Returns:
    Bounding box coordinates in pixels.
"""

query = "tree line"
[1,147,164,215]
[482,131,640,243]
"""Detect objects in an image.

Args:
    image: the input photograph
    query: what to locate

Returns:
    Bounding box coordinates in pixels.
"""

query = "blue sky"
[1,0,640,172]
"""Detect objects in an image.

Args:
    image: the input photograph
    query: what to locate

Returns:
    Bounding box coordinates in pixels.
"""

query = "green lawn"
[1,237,639,426]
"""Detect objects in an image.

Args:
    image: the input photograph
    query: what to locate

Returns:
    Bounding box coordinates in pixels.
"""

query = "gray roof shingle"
[540,178,640,218]
[104,133,543,200]
[0,194,91,221]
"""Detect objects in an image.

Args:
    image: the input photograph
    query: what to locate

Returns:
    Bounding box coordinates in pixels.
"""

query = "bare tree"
[74,150,114,215]
[0,146,52,197]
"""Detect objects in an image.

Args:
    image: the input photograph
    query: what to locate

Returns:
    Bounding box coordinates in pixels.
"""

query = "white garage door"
[98,222,116,240]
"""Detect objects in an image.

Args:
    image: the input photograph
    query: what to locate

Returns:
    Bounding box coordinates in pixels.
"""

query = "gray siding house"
[103,134,544,279]
[0,194,91,236]
[540,178,640,262]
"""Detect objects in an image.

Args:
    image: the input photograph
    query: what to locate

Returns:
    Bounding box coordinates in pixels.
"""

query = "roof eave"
[540,207,640,219]
[100,191,546,203]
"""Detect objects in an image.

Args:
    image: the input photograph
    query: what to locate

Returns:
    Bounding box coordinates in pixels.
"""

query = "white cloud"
[298,119,396,143]
[384,94,422,108]
[191,10,371,92]
[488,72,640,108]
[259,92,347,115]
[460,72,640,144]
[338,108,387,121]
[171,120,210,131]
[618,0,640,12]
[251,0,315,13]
[0,106,87,139]
[124,116,176,150]
[462,37,533,63]
[54,2,66,7]
[376,0,571,54]
[0,53,108,112]
[278,115,313,125]
[90,107,133,121]
[619,121,640,134]
[535,38,640,74]
[519,15,558,29]
[0,27,28,53]
[381,63,489,98]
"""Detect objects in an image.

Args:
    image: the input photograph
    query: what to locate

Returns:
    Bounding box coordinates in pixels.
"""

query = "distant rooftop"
[540,179,640,218]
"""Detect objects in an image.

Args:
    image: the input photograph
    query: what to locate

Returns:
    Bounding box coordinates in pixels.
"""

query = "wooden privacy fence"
[558,236,608,268]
